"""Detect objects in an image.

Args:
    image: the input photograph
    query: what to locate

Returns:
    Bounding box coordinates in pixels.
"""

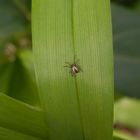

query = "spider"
[64,56,82,76]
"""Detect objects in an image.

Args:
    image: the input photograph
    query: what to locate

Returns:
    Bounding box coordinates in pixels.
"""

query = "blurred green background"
[0,0,140,139]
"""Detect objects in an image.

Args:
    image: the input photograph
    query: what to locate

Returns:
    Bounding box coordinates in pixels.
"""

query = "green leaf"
[113,131,138,140]
[114,97,140,129]
[0,127,43,140]
[0,63,14,93]
[32,0,114,140]
[0,93,47,139]
[0,46,39,106]
[2,57,40,106]
[18,49,34,75]
[112,5,140,98]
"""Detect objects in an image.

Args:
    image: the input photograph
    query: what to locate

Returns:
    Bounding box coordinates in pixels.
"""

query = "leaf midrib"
[71,1,85,139]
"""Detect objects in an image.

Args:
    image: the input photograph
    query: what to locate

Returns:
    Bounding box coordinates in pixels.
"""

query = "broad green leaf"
[0,93,47,139]
[0,126,43,140]
[114,97,140,129]
[112,5,140,98]
[12,0,31,21]
[32,0,114,140]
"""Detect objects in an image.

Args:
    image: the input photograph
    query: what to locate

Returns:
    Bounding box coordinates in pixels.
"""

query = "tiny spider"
[64,56,82,76]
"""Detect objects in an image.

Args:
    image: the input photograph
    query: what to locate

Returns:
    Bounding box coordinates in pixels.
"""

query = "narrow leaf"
[6,58,40,106]
[0,126,43,140]
[33,0,114,140]
[0,93,46,139]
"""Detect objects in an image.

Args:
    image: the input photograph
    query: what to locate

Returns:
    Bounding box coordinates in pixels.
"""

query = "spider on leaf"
[64,56,82,76]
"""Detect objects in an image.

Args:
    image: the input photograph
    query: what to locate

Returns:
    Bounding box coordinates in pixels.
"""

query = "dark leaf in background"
[0,0,29,41]
[111,0,139,7]
[112,5,140,98]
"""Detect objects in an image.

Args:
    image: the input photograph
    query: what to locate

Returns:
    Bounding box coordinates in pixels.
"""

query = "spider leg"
[74,55,80,64]
[79,65,83,71]
[74,55,77,63]
[75,64,82,71]
[71,72,75,77]
[65,62,71,65]
[69,69,75,76]
[64,62,71,67]
[64,65,69,67]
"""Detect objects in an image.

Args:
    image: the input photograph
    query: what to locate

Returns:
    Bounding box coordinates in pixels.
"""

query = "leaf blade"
[0,126,43,140]
[32,0,114,140]
[0,93,46,139]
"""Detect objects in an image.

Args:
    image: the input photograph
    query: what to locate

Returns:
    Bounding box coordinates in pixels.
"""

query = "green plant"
[32,0,114,140]
[0,0,140,140]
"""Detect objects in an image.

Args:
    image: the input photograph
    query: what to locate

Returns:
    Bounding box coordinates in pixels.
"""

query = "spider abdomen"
[64,57,82,76]
[71,64,79,74]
